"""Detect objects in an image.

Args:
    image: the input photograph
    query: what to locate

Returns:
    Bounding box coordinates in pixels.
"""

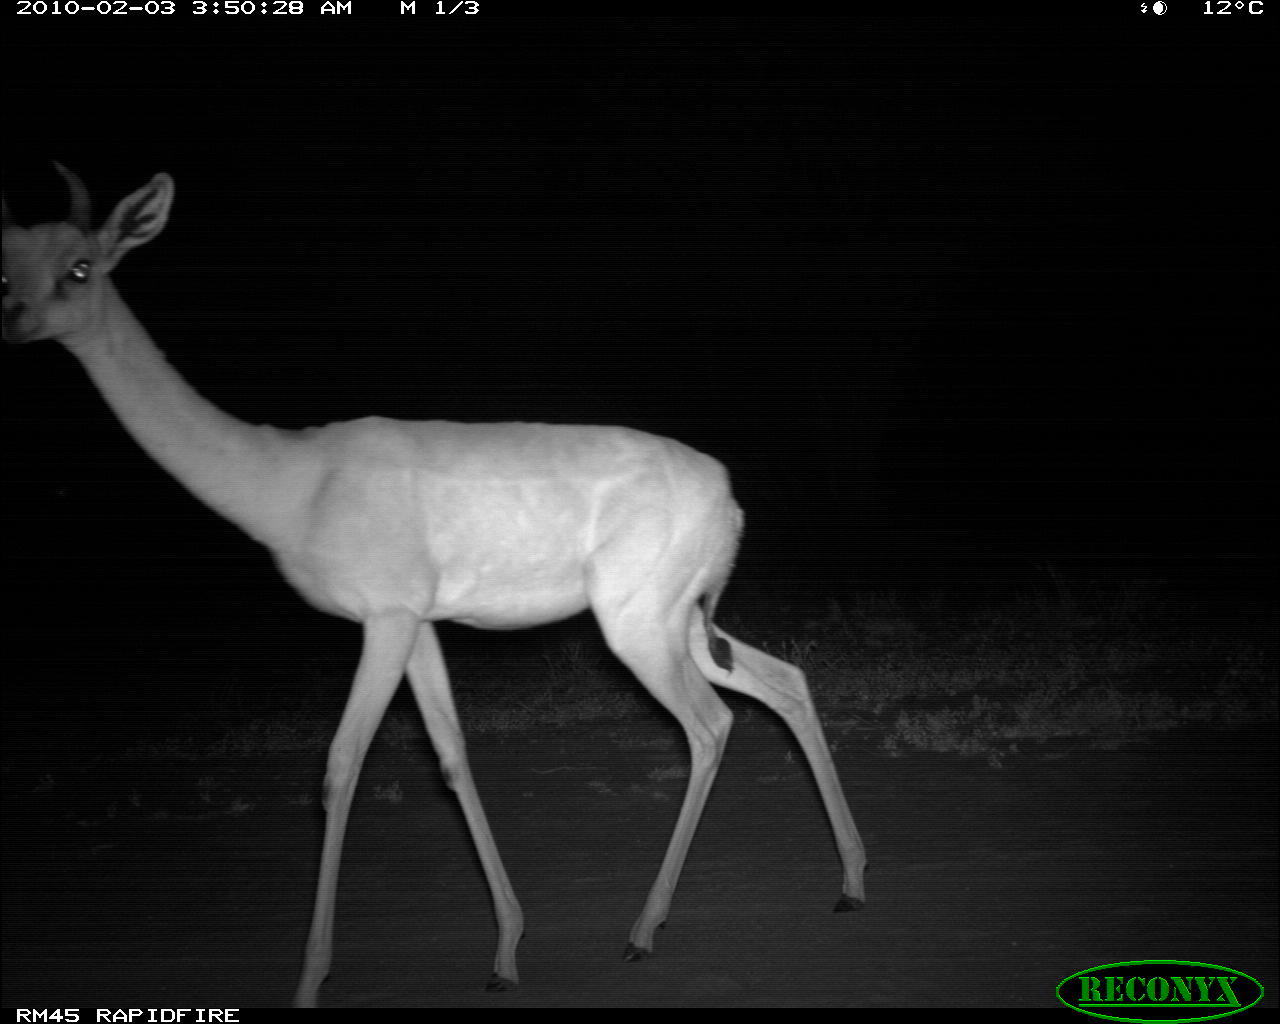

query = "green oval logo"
[1057,961,1264,1023]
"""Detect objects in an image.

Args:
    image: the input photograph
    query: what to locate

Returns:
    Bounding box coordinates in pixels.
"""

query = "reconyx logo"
[1057,961,1264,1022]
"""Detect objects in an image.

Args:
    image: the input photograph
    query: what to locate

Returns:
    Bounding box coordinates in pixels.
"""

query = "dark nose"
[3,301,27,342]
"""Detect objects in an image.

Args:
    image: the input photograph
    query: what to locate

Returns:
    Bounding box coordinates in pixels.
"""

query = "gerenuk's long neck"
[69,285,299,549]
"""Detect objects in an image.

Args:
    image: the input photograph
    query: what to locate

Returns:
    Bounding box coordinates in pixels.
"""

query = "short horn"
[53,161,92,230]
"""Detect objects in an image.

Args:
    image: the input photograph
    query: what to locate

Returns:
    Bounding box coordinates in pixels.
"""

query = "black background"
[3,12,1270,739]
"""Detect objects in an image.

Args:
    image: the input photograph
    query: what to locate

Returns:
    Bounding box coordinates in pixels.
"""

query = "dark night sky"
[3,15,1271,656]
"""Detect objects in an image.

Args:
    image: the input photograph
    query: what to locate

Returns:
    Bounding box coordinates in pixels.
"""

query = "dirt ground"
[3,718,1275,1009]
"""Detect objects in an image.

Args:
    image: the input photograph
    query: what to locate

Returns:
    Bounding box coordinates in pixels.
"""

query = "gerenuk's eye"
[68,259,91,283]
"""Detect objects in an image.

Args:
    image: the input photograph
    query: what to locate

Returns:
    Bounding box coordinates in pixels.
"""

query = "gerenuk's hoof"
[833,894,864,913]
[622,942,652,962]
[485,973,518,992]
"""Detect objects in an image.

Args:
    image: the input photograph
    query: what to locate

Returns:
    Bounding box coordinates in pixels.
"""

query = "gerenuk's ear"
[97,173,174,267]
